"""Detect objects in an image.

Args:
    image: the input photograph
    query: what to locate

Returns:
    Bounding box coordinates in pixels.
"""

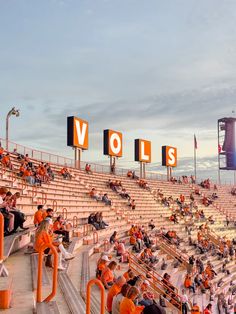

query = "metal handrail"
[72,215,78,228]
[62,207,68,220]
[86,279,105,314]
[52,200,58,212]
[157,234,190,266]
[36,243,58,303]
[0,137,168,181]
[93,231,98,244]
[129,253,182,312]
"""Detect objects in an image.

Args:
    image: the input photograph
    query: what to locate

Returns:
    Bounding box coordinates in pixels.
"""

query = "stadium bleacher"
[0,139,236,314]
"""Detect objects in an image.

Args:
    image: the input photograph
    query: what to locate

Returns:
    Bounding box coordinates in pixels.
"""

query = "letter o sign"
[103,129,123,157]
[110,133,121,155]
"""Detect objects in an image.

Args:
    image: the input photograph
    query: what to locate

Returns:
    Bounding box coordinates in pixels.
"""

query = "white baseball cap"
[143,280,150,286]
[102,255,110,262]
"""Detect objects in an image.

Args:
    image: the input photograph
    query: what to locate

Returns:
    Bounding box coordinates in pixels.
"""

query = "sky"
[1,0,236,183]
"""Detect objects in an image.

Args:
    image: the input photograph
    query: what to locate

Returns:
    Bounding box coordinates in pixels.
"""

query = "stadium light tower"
[6,107,20,151]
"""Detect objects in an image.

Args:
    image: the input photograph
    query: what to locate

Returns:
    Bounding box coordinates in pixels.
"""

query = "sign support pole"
[140,162,143,179]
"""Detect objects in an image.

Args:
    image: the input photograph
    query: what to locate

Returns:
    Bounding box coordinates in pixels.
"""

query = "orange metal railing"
[41,191,47,205]
[93,231,98,244]
[62,207,68,220]
[0,164,6,179]
[52,200,58,212]
[83,224,90,236]
[86,279,105,314]
[156,234,189,268]
[129,253,182,312]
[36,243,58,303]
[0,213,4,261]
[104,239,109,251]
[73,215,78,228]
[20,178,27,190]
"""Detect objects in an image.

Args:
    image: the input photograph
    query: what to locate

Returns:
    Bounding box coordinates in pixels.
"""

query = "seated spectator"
[0,145,4,160]
[34,219,74,270]
[101,261,117,289]
[162,273,178,301]
[53,215,70,243]
[110,231,118,244]
[23,166,35,185]
[112,283,131,314]
[124,270,134,283]
[45,163,54,180]
[127,170,133,178]
[0,189,15,235]
[96,254,110,279]
[107,276,126,313]
[1,153,13,170]
[169,214,178,224]
[102,193,112,206]
[34,205,46,226]
[129,199,136,210]
[89,188,102,201]
[9,192,28,231]
[148,219,155,230]
[120,286,144,314]
[60,167,72,180]
[12,148,24,161]
[85,163,92,174]
[119,188,131,201]
[139,280,154,307]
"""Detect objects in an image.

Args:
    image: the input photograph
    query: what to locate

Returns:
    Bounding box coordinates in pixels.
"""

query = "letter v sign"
[75,119,87,146]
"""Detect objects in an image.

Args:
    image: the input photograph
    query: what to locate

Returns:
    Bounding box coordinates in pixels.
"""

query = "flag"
[194,134,197,149]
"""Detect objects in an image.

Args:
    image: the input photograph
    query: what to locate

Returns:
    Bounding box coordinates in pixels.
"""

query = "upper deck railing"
[0,138,168,181]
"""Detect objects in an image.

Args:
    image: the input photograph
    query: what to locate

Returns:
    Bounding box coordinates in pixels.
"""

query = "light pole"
[6,107,20,151]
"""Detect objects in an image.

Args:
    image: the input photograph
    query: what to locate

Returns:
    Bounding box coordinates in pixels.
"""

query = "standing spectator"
[180,289,189,314]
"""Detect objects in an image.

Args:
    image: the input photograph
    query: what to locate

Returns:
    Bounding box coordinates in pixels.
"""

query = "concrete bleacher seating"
[1,148,236,313]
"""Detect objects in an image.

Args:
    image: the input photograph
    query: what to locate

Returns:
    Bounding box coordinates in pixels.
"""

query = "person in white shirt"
[180,289,189,314]
[112,283,130,314]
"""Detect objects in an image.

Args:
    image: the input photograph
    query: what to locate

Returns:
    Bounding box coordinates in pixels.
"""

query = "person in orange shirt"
[33,205,45,226]
[35,219,74,271]
[123,269,134,282]
[101,261,117,289]
[23,166,35,185]
[119,286,144,314]
[1,153,13,169]
[96,255,110,279]
[184,274,195,293]
[191,303,200,314]
[0,145,4,159]
[53,215,70,243]
[107,276,126,313]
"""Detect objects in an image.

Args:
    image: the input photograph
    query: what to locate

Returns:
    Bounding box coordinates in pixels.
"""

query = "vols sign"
[67,116,89,149]
[103,129,123,157]
[162,146,177,167]
[135,139,151,163]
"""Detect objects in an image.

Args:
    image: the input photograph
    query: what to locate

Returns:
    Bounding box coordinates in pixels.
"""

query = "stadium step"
[36,301,60,314]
